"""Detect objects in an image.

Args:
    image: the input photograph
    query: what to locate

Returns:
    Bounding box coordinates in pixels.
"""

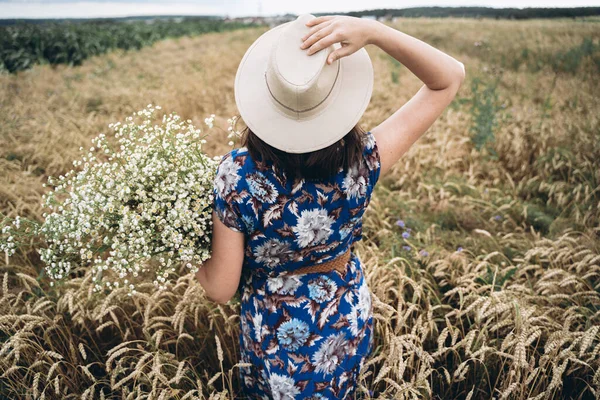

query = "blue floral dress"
[212,131,381,399]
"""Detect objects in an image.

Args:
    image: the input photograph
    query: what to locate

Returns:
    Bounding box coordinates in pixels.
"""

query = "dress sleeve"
[212,151,246,234]
[362,130,382,188]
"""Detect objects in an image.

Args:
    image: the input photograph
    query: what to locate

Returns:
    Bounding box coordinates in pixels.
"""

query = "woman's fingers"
[301,20,332,42]
[301,15,359,59]
[306,30,340,56]
[301,25,334,51]
[327,44,354,64]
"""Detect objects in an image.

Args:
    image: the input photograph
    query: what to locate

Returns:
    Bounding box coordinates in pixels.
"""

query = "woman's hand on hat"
[300,15,378,65]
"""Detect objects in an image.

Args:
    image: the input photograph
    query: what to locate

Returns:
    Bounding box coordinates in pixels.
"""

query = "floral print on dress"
[212,131,381,399]
[292,208,334,248]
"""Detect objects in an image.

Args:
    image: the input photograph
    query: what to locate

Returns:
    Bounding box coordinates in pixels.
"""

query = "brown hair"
[240,124,367,182]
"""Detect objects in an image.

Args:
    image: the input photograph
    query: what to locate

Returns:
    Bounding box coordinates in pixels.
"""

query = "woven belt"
[288,248,351,276]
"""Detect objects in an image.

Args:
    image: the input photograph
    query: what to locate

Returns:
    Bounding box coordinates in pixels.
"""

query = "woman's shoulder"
[222,146,249,163]
[217,146,254,174]
[213,147,253,199]
[215,145,274,192]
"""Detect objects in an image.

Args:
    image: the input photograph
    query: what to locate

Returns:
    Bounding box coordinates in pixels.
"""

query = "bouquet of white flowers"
[1,105,240,295]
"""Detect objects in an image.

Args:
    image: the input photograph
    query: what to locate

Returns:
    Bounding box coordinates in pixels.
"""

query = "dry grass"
[1,17,599,399]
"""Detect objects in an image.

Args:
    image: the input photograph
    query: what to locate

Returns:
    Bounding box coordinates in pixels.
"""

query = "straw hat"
[234,13,374,154]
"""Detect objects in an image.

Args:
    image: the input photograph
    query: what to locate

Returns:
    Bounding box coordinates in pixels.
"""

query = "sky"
[1,0,599,19]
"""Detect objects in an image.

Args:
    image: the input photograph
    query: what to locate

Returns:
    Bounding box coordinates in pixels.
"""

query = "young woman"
[195,13,465,399]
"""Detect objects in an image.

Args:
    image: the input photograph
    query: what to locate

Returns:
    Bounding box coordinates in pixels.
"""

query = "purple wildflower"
[402,231,410,239]
[494,215,502,221]
[457,246,463,252]
[395,219,405,228]
[419,249,429,257]
[402,245,411,251]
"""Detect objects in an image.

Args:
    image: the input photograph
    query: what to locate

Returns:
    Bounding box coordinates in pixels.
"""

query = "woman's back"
[214,130,380,279]
[213,130,381,398]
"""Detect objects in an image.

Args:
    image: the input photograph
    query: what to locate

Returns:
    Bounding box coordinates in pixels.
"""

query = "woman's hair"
[240,124,367,182]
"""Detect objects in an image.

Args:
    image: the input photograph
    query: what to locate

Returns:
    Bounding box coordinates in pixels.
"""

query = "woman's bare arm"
[301,16,465,176]
[366,23,465,176]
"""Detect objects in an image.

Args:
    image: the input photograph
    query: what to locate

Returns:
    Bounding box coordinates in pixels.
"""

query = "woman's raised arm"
[366,21,465,176]
[301,16,466,176]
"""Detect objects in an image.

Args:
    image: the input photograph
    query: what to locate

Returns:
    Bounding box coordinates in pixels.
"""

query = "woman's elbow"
[205,286,236,305]
[431,61,465,93]
[446,61,466,97]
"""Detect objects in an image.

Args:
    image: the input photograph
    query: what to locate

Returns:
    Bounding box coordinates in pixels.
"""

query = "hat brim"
[234,21,374,154]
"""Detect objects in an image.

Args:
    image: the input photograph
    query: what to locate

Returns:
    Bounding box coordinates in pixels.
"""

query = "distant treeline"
[341,7,600,20]
[0,15,223,27]
[0,17,254,73]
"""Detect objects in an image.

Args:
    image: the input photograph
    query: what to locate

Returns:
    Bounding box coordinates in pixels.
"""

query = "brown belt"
[288,248,351,276]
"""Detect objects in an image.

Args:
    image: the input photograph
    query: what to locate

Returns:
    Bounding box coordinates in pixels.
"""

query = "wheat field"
[1,17,599,399]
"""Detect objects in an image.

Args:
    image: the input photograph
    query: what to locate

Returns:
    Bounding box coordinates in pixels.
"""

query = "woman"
[196,13,465,399]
